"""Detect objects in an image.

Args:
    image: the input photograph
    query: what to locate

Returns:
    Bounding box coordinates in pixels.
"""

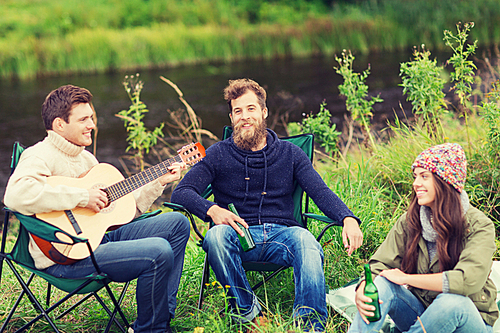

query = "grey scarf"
[420,190,470,242]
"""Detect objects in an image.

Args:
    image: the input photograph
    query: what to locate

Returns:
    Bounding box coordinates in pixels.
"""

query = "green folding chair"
[164,126,344,309]
[0,142,132,333]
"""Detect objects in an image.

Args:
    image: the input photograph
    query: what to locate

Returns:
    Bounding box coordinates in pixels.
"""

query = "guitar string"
[106,153,188,202]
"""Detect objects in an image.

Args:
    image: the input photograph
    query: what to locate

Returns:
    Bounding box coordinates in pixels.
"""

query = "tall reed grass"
[2,0,500,80]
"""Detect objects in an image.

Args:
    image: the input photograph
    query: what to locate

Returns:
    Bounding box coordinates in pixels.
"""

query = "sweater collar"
[420,190,470,242]
[46,130,86,157]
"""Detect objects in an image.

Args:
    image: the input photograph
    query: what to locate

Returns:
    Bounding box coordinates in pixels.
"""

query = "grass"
[2,0,500,79]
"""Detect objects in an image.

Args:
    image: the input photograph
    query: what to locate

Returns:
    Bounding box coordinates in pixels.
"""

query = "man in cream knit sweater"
[4,85,189,333]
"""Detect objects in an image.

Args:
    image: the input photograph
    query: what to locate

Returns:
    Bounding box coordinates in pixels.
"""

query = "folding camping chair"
[0,142,131,333]
[164,126,344,309]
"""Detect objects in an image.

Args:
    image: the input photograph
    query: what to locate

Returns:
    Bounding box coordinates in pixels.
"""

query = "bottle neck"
[364,264,373,284]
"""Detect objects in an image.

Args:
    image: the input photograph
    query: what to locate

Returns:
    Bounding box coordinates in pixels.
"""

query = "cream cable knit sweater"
[4,131,166,269]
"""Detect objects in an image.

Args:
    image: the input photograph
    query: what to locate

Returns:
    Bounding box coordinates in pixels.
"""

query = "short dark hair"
[223,78,267,112]
[41,85,93,130]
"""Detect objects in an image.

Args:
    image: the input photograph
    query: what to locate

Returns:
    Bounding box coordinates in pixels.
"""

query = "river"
[0,50,437,204]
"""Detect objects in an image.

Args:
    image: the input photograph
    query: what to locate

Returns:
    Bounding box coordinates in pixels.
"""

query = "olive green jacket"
[367,207,498,327]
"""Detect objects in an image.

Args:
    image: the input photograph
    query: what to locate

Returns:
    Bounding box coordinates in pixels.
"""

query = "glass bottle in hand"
[364,263,381,322]
[228,203,255,251]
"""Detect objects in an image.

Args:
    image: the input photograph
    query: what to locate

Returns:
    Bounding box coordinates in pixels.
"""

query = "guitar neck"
[105,155,183,202]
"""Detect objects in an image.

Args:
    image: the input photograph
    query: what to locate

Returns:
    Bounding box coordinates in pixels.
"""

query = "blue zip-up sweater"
[171,130,360,227]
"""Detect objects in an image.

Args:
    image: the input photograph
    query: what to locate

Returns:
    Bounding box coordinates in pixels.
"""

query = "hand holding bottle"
[228,203,256,252]
[355,264,383,324]
[363,264,381,322]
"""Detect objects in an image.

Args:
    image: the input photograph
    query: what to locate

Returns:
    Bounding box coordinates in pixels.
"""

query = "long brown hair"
[401,174,465,273]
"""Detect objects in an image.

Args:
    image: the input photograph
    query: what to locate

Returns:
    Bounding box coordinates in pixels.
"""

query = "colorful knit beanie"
[412,143,467,193]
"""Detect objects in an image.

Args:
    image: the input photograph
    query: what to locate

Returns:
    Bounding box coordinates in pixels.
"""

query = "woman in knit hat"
[348,143,498,333]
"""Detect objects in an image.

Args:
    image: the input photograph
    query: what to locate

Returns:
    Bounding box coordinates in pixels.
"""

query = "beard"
[232,117,268,151]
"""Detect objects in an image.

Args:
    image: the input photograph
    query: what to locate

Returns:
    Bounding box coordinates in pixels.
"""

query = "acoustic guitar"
[33,142,205,265]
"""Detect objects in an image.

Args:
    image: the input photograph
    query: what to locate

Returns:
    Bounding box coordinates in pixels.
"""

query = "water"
[0,51,419,202]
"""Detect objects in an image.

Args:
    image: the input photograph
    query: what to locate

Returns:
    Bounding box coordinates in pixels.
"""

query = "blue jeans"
[44,212,190,333]
[203,223,327,332]
[348,276,493,333]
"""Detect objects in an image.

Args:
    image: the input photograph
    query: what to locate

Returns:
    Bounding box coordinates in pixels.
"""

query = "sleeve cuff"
[442,271,450,293]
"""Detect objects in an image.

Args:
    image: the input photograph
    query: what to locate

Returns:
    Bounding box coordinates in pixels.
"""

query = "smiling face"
[229,90,268,151]
[413,167,437,208]
[53,103,95,147]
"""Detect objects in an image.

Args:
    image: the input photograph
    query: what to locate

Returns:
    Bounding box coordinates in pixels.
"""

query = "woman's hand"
[354,280,383,324]
[380,268,443,292]
[379,268,408,285]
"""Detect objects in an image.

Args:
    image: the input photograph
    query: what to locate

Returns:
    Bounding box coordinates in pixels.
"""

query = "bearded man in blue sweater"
[171,78,363,332]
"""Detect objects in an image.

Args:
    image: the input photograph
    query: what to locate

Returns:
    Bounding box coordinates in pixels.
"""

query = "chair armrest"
[11,210,87,245]
[303,213,342,225]
[133,209,162,221]
[10,209,110,273]
[303,212,343,242]
[163,202,204,241]
[163,202,187,211]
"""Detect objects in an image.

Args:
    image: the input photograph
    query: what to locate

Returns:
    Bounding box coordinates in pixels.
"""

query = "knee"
[203,225,236,252]
[173,212,190,236]
[148,237,174,267]
[163,212,190,233]
[292,229,323,259]
[373,276,399,299]
[432,293,476,315]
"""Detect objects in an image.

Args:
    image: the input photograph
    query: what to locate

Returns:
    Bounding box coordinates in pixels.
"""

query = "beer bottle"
[228,203,256,251]
[364,263,381,322]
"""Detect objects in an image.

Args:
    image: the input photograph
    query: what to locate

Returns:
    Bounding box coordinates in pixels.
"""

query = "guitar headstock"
[178,142,206,166]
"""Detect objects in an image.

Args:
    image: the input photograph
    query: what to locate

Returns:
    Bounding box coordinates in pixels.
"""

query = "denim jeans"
[348,276,493,333]
[202,223,327,332]
[44,212,190,333]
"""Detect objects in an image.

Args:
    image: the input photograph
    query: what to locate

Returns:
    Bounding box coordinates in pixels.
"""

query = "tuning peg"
[177,142,195,154]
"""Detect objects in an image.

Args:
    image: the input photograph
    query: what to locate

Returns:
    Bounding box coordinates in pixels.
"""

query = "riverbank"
[1,0,500,80]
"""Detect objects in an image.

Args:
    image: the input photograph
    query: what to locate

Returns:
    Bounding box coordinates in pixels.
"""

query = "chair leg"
[46,282,52,307]
[54,282,130,333]
[103,281,131,333]
[93,293,126,333]
[98,282,130,333]
[0,256,4,292]
[198,254,210,309]
[250,266,288,291]
[0,273,35,333]
[0,210,12,289]
[55,293,95,320]
[2,263,61,333]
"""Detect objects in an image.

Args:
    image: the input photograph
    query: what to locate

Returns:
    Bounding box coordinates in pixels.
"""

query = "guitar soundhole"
[101,202,115,213]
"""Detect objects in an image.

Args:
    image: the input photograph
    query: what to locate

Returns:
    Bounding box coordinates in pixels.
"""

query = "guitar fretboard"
[105,155,183,202]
